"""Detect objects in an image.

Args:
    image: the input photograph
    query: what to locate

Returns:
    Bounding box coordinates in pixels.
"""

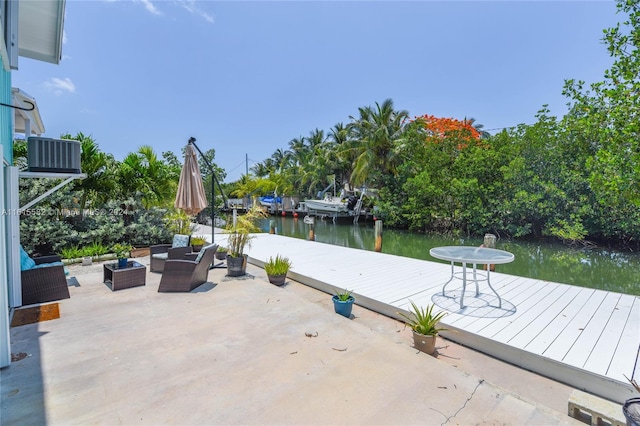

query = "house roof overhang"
[12,87,45,136]
[18,0,66,65]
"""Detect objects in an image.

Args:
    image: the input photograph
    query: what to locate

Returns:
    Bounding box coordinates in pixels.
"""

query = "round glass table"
[429,246,515,309]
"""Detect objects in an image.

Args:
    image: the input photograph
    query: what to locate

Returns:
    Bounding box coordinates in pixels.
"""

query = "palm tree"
[117,146,176,208]
[348,98,409,186]
[63,132,117,213]
[250,162,269,178]
[330,122,356,186]
[464,117,491,139]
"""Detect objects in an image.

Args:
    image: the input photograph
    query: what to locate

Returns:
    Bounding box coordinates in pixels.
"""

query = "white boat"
[304,196,350,213]
[304,182,373,222]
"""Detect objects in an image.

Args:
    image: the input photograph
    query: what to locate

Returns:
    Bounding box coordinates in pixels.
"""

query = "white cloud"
[177,0,214,23]
[44,78,76,96]
[134,0,161,16]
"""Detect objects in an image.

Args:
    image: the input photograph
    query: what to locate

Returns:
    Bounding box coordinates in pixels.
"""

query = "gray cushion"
[152,253,168,260]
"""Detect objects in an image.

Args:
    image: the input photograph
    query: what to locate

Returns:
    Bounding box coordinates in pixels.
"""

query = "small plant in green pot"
[190,235,207,252]
[399,301,447,355]
[332,288,355,318]
[264,255,292,286]
[111,243,133,268]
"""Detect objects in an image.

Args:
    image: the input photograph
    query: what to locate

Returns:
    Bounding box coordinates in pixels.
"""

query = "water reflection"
[258,217,640,296]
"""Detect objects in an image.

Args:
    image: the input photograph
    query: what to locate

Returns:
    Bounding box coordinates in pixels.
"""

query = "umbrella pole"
[211,170,216,244]
[189,137,220,244]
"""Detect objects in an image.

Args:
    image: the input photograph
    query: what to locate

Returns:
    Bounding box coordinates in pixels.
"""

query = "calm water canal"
[258,216,640,296]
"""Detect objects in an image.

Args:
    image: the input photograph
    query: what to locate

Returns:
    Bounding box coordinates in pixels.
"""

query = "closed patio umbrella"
[174,143,208,216]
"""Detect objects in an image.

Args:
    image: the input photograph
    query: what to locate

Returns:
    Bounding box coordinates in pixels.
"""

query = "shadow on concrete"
[192,282,217,293]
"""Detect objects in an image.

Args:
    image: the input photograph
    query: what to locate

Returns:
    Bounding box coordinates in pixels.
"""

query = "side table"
[103,261,146,291]
[429,246,514,309]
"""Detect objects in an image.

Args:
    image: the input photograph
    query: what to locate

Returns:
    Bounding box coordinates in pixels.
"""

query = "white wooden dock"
[215,233,640,404]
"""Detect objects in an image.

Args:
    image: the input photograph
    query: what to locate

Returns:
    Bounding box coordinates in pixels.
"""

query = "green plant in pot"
[215,246,228,261]
[264,255,292,286]
[190,235,207,252]
[111,243,133,268]
[332,288,355,318]
[399,301,447,355]
[224,205,267,277]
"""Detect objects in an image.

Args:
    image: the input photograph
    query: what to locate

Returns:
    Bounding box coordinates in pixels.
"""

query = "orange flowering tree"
[411,114,482,149]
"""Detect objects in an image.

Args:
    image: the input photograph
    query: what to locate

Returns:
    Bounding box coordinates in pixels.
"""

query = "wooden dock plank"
[477,283,568,338]
[506,285,583,349]
[562,292,622,368]
[524,287,596,355]
[605,296,639,381]
[455,281,560,334]
[583,294,634,377]
[541,290,608,361]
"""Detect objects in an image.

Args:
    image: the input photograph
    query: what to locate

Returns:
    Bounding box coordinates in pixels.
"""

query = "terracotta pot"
[412,331,437,355]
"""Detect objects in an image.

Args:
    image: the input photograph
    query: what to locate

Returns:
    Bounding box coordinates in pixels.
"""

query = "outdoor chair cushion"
[20,245,36,271]
[195,243,216,263]
[172,234,190,248]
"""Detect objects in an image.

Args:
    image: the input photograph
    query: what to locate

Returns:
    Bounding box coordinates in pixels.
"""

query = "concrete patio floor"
[1,256,582,425]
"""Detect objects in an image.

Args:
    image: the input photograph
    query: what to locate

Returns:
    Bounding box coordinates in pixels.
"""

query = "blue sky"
[13,1,621,183]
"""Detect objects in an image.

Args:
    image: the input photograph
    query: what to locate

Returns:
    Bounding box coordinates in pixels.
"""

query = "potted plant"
[332,288,355,318]
[264,255,292,286]
[111,243,133,268]
[399,301,447,355]
[190,235,207,252]
[215,246,228,261]
[225,205,267,277]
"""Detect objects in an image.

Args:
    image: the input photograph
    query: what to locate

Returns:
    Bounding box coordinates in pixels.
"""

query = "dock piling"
[374,220,383,252]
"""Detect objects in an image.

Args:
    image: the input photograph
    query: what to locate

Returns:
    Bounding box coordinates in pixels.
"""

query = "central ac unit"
[27,137,82,174]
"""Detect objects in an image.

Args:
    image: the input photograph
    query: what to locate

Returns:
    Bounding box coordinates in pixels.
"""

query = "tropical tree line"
[239,0,640,247]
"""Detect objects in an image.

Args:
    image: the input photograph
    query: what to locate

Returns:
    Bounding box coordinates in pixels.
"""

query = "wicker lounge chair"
[150,234,192,273]
[158,244,218,292]
[21,254,70,306]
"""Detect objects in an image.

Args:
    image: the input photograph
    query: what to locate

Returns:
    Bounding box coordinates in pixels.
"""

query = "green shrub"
[190,235,208,246]
[264,255,292,276]
[333,288,353,302]
[60,245,83,260]
[398,301,447,336]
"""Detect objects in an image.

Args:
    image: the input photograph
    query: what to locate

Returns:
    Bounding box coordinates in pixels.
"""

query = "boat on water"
[304,194,357,214]
[302,189,363,223]
[258,195,282,208]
